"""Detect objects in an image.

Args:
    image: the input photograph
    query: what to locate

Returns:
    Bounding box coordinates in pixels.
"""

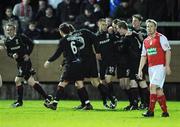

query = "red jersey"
[142,32,171,67]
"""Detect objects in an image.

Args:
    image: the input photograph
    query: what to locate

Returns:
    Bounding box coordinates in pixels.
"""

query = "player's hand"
[44,61,50,68]
[96,53,102,60]
[137,70,143,80]
[165,65,171,75]
[13,53,18,59]
[24,54,29,61]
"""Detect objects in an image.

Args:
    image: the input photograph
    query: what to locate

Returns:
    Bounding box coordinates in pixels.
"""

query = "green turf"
[0,100,180,127]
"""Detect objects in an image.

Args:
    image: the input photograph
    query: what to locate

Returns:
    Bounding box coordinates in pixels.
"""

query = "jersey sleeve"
[86,29,100,53]
[141,43,146,56]
[160,35,171,51]
[48,40,63,62]
[21,34,34,55]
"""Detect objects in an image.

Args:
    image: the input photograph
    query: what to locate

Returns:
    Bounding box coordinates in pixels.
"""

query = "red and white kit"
[141,32,171,88]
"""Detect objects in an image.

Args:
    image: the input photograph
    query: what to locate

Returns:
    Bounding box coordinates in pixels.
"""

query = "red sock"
[149,94,157,112]
[157,95,167,113]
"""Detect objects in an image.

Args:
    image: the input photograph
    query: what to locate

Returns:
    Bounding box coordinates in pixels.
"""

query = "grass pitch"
[0,100,180,127]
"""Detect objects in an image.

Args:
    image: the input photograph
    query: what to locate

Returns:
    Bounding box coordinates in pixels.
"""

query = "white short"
[148,64,166,88]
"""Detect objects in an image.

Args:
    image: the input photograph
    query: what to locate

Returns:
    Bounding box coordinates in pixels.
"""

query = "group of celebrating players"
[0,14,171,117]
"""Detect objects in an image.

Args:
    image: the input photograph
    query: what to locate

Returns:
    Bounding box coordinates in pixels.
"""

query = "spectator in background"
[56,0,77,24]
[25,21,41,40]
[93,4,104,20]
[75,6,96,32]
[34,0,48,21]
[1,7,21,35]
[13,0,33,32]
[48,0,62,9]
[37,5,58,39]
[133,0,148,19]
[113,0,136,22]
[80,0,95,14]
[74,0,82,17]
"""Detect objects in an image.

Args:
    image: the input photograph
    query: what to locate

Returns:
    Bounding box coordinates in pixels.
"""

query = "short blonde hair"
[145,19,157,28]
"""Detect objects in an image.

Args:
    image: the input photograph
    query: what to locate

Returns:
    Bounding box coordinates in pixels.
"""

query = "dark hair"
[132,14,143,21]
[5,6,13,11]
[59,23,71,34]
[116,20,128,30]
[5,23,16,29]
[85,5,94,13]
[112,18,121,25]
[68,24,75,32]
[29,20,37,25]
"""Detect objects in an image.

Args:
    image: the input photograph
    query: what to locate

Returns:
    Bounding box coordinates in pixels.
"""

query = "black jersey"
[96,31,116,63]
[123,32,142,60]
[48,34,83,64]
[114,34,129,63]
[4,34,34,62]
[71,29,99,60]
[129,26,147,42]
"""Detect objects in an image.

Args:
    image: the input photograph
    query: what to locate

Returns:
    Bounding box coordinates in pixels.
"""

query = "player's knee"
[156,88,164,96]
[129,80,138,88]
[15,77,22,86]
[90,78,100,87]
[149,84,156,93]
[139,80,148,88]
[58,81,68,88]
[27,77,38,86]
[119,78,129,90]
[105,75,112,83]
[75,82,84,89]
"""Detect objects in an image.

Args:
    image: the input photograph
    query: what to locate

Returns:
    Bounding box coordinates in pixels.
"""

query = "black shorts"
[82,56,98,78]
[99,61,115,80]
[129,59,146,80]
[60,62,84,82]
[17,60,35,80]
[116,63,130,79]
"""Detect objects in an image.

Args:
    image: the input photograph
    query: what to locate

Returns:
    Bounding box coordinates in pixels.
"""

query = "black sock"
[77,87,90,106]
[98,84,108,104]
[125,89,133,106]
[130,87,139,106]
[17,85,23,102]
[54,86,65,101]
[33,83,48,99]
[107,82,115,97]
[98,83,115,104]
[140,87,150,106]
